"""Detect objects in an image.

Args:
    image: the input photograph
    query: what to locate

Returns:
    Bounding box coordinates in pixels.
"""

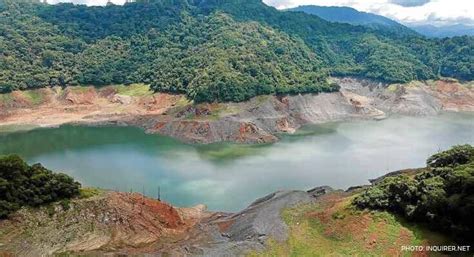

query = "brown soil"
[426,80,474,112]
[0,191,208,256]
[0,87,181,129]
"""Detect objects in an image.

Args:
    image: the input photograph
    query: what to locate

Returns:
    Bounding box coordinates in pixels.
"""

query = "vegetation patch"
[67,86,92,93]
[386,84,399,93]
[0,93,14,106]
[249,193,450,257]
[22,90,44,105]
[0,155,81,218]
[114,83,152,97]
[79,188,103,199]
[353,144,474,243]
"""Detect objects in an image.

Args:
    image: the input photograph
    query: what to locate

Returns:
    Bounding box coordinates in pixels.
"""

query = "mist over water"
[1,112,473,211]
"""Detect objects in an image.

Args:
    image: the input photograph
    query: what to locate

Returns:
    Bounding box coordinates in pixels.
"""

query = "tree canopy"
[0,0,472,102]
[353,145,474,243]
[0,154,81,218]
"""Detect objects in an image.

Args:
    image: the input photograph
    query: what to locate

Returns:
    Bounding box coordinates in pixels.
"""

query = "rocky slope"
[0,171,451,256]
[0,190,208,256]
[0,186,332,256]
[1,78,473,143]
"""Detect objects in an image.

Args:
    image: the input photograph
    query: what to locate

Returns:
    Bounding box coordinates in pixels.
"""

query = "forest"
[354,145,474,243]
[0,0,472,102]
[0,154,81,218]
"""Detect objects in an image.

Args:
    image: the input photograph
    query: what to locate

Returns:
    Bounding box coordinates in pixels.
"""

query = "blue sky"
[47,0,474,26]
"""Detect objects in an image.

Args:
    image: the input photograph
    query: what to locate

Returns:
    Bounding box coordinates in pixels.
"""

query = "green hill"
[0,0,472,102]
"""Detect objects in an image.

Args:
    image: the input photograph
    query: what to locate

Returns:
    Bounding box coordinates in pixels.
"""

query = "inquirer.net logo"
[401,245,471,252]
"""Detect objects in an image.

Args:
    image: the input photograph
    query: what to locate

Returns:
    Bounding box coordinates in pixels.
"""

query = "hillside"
[0,0,472,102]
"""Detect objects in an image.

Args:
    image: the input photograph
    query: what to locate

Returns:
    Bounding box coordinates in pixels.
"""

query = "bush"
[426,144,474,168]
[353,145,474,242]
[0,155,81,218]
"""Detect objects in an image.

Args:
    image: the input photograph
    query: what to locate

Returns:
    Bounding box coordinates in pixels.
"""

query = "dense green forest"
[354,145,474,243]
[0,154,81,218]
[0,0,472,102]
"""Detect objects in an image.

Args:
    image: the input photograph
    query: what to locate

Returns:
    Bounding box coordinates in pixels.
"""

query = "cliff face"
[0,78,473,143]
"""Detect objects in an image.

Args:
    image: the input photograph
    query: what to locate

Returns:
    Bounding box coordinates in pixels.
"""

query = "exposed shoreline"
[0,167,438,256]
[1,78,473,144]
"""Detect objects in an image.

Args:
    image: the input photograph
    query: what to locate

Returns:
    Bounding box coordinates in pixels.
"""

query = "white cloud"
[263,0,474,26]
[48,0,474,26]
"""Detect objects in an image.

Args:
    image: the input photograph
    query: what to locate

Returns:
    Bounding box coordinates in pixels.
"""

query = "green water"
[0,113,473,211]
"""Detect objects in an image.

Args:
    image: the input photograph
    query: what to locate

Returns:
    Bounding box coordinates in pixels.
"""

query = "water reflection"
[0,112,473,211]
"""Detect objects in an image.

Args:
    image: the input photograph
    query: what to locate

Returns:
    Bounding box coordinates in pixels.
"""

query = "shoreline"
[1,78,473,144]
[0,166,455,256]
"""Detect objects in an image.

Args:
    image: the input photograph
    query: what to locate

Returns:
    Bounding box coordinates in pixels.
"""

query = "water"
[0,113,473,212]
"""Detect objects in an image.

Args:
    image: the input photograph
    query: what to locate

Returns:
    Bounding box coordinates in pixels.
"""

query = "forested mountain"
[0,0,472,103]
[411,24,474,38]
[287,5,414,35]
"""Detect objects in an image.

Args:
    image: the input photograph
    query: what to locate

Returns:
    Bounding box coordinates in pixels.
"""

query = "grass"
[0,92,14,105]
[67,85,92,93]
[248,193,451,257]
[207,104,241,120]
[406,81,425,88]
[79,188,103,199]
[115,83,153,97]
[387,84,399,93]
[22,90,44,105]
[0,90,43,106]
[175,96,192,107]
[254,95,271,105]
[177,102,242,121]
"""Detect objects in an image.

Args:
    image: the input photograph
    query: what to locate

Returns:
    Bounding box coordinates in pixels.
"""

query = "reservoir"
[1,112,473,211]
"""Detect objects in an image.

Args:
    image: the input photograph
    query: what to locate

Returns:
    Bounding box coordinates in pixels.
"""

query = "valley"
[0,0,473,256]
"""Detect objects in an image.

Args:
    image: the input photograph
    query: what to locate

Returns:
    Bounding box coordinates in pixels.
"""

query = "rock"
[111,94,132,105]
[224,191,313,242]
[62,87,97,105]
[307,186,333,198]
[369,168,424,185]
[186,189,331,256]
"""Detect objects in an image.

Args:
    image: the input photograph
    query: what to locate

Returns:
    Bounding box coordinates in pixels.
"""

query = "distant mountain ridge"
[288,5,474,38]
[410,24,474,38]
[287,5,415,35]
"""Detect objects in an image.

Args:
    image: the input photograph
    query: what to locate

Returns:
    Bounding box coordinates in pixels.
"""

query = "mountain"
[287,5,474,38]
[287,5,414,35]
[410,24,474,38]
[0,0,472,103]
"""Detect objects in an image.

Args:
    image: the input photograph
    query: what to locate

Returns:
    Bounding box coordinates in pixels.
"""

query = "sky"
[47,0,474,26]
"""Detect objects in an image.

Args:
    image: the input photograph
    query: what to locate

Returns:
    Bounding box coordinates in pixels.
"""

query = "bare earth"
[1,78,473,144]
